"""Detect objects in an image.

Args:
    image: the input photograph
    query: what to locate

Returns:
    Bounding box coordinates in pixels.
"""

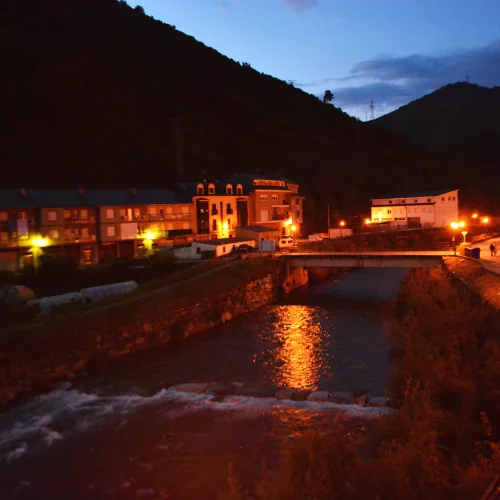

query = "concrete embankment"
[0,259,283,409]
[443,256,500,310]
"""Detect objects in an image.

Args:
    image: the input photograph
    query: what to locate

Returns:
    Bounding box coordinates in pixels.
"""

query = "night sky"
[128,0,500,119]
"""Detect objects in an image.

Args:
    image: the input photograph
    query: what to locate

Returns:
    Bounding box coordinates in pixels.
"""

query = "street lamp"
[30,235,49,270]
[450,222,459,255]
[461,230,468,243]
[339,220,345,237]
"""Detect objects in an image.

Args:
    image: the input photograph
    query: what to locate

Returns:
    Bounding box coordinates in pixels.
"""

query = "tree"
[323,90,333,104]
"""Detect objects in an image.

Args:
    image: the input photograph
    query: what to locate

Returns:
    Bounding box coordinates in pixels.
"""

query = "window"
[226,203,232,213]
[208,184,215,195]
[448,197,451,201]
[80,209,88,218]
[182,206,189,214]
[226,185,233,195]
[48,229,59,240]
[271,195,278,202]
[64,210,71,220]
[236,184,243,195]
[389,200,393,204]
[212,219,217,231]
[259,195,268,201]
[211,203,218,215]
[81,228,89,239]
[48,210,57,221]
[197,184,204,195]
[0,232,8,242]
[133,208,141,218]
[414,199,418,203]
[0,212,7,221]
[106,208,115,219]
[401,199,406,204]
[18,211,26,220]
[106,226,115,237]
[427,198,431,202]
[182,223,189,230]
[149,206,157,215]
[441,197,445,202]
[452,196,456,201]
[387,210,392,214]
[196,247,201,254]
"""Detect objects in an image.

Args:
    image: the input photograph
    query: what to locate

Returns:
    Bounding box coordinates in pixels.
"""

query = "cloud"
[298,40,500,119]
[282,0,318,10]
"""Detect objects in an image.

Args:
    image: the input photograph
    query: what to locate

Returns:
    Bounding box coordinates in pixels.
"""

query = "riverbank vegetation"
[223,266,500,499]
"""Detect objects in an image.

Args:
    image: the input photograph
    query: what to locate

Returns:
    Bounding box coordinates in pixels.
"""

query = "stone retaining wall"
[0,272,281,409]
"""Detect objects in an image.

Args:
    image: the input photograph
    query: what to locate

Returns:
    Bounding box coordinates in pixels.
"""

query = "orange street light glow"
[482,217,490,224]
[364,218,371,225]
[291,225,297,232]
[340,220,346,226]
[450,222,459,229]
[472,213,478,219]
[459,221,466,228]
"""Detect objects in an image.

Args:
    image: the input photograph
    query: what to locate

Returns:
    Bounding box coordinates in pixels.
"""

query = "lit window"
[81,228,89,238]
[106,208,115,219]
[226,185,233,195]
[80,209,88,218]
[260,195,268,201]
[236,185,243,195]
[197,184,204,195]
[208,184,215,195]
[149,206,157,216]
[48,229,59,240]
[212,219,217,231]
[272,195,278,201]
[106,226,115,237]
[48,210,57,221]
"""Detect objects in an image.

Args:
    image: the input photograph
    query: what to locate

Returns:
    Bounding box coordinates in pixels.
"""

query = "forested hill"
[374,83,500,208]
[1,0,436,217]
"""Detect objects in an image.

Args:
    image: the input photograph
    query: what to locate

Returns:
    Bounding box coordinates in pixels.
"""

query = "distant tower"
[369,99,375,121]
[466,75,470,84]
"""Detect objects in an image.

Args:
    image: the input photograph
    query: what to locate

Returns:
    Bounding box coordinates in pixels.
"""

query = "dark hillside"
[0,0,436,223]
[374,83,500,209]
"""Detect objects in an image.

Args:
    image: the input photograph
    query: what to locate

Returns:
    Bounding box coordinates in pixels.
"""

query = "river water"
[0,268,406,500]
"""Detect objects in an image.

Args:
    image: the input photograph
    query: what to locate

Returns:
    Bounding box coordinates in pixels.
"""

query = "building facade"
[0,174,305,270]
[228,174,304,236]
[370,189,459,229]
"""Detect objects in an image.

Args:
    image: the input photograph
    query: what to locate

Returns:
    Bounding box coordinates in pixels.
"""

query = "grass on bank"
[222,266,500,500]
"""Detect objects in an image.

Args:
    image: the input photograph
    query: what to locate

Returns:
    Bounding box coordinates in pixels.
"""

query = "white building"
[370,189,459,229]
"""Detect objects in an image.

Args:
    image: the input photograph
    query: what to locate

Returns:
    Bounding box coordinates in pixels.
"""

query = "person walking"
[490,242,496,256]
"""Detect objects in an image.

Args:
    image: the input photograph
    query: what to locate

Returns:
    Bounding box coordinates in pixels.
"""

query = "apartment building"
[370,189,459,229]
[228,173,304,236]
[175,181,249,239]
[0,188,195,270]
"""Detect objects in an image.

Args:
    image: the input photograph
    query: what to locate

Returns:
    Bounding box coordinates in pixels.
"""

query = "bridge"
[284,250,450,269]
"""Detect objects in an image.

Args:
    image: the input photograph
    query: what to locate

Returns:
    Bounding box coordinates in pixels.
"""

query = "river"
[0,268,406,500]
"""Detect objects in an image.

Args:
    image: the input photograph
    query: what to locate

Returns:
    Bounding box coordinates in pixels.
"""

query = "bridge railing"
[297,241,451,253]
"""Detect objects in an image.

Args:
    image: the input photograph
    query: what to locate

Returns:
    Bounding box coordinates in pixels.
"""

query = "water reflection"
[269,305,332,390]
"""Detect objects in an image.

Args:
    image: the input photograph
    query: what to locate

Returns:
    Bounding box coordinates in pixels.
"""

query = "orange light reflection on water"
[268,305,328,391]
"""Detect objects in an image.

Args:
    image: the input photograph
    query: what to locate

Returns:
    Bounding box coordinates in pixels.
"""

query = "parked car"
[278,237,298,249]
[236,244,255,253]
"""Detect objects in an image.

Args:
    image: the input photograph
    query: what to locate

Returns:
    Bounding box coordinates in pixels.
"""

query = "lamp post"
[450,222,459,255]
[461,231,468,243]
[339,220,345,238]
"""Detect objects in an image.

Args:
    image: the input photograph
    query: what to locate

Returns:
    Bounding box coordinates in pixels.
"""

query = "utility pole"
[369,99,375,121]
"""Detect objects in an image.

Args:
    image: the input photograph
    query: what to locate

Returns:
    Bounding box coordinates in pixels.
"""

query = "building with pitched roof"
[370,189,459,229]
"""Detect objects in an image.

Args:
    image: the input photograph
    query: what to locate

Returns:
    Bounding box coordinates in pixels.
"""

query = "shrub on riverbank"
[223,266,500,499]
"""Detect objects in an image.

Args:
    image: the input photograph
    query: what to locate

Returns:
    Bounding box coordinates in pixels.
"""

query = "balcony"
[64,216,96,223]
[226,208,234,215]
[272,213,290,221]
